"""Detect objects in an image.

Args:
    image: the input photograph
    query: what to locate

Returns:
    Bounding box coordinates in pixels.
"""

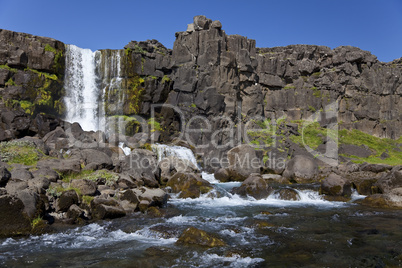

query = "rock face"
[0,29,65,119]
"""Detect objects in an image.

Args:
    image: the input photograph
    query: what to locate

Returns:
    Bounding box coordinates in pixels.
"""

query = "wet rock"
[91,198,126,220]
[0,166,11,187]
[261,174,290,184]
[56,189,79,212]
[275,188,301,201]
[320,173,352,197]
[159,156,199,184]
[359,190,402,209]
[374,166,402,193]
[70,179,97,196]
[120,189,140,205]
[232,174,273,200]
[283,155,319,183]
[176,226,225,247]
[132,187,168,208]
[123,149,159,187]
[166,172,212,199]
[0,195,32,237]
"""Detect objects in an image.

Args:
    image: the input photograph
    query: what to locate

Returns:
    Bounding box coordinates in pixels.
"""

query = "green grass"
[82,195,94,205]
[289,120,402,165]
[62,169,119,187]
[0,140,43,165]
[338,129,402,165]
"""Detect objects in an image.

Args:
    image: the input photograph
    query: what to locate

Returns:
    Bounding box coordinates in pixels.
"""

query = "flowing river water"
[1,146,402,267]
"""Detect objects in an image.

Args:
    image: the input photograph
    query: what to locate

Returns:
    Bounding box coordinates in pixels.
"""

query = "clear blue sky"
[0,0,401,62]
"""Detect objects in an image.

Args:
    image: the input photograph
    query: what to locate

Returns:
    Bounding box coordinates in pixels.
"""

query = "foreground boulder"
[283,155,318,183]
[176,226,225,247]
[232,174,273,200]
[132,187,168,212]
[166,172,212,199]
[0,195,32,237]
[320,173,352,197]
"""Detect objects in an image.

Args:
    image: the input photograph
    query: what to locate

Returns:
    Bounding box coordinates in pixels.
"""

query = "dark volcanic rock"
[0,195,32,237]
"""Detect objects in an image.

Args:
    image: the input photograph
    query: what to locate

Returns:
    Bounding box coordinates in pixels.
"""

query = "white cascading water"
[64,45,100,131]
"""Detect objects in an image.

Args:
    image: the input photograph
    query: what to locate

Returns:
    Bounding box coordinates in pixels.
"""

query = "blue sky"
[0,0,401,62]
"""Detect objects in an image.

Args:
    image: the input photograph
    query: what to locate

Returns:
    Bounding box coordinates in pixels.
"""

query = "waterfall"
[152,144,199,168]
[64,45,100,131]
[64,46,125,133]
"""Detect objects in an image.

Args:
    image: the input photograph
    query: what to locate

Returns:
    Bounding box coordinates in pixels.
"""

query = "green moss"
[20,100,35,115]
[162,75,171,83]
[133,44,146,54]
[0,140,43,165]
[140,143,153,151]
[283,84,295,90]
[5,78,16,86]
[312,87,322,98]
[31,216,43,228]
[190,103,197,108]
[26,67,58,81]
[308,105,316,112]
[82,195,94,205]
[0,64,18,73]
[148,118,162,132]
[312,71,321,77]
[125,48,132,56]
[289,122,330,150]
[44,44,57,54]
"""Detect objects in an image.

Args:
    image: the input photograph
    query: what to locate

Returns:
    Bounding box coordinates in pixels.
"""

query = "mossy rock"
[176,227,226,248]
[166,172,212,199]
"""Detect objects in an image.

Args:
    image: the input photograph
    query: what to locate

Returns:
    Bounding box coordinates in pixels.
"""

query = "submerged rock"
[275,188,301,201]
[176,226,225,247]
